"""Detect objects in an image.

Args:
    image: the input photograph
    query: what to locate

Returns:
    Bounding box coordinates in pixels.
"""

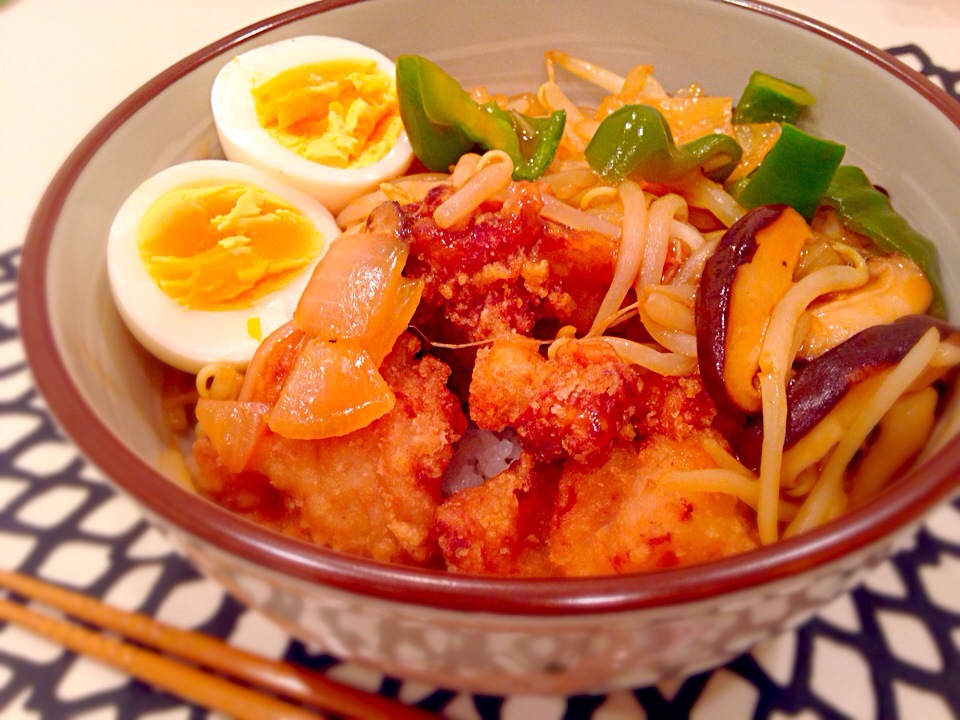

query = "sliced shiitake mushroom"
[784,314,953,445]
[734,314,956,468]
[695,204,810,417]
[696,203,955,470]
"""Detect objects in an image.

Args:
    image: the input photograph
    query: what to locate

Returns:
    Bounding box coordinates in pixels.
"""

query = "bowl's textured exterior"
[164,511,916,694]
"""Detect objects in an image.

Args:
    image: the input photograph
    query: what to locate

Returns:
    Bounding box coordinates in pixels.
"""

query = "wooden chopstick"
[0,596,325,720]
[0,568,437,720]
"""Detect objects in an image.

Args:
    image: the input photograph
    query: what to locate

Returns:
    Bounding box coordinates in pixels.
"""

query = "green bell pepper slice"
[823,165,945,317]
[584,104,743,184]
[395,54,565,181]
[733,123,845,220]
[396,55,474,172]
[494,108,567,182]
[733,71,815,125]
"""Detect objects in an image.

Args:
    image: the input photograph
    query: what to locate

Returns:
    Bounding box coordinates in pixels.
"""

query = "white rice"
[442,426,522,496]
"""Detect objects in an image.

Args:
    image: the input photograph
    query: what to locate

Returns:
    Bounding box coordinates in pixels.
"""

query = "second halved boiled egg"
[107,159,340,374]
[211,35,415,215]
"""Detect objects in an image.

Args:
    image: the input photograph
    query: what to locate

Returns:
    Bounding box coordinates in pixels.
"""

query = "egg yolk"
[138,184,322,311]
[251,58,403,169]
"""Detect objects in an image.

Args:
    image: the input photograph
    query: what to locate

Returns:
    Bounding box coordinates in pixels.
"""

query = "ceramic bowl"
[18,0,960,695]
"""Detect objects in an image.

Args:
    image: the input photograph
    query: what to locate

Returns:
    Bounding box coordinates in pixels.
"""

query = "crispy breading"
[436,454,556,576]
[633,371,718,440]
[193,333,465,567]
[469,338,642,463]
[437,434,759,577]
[443,344,757,577]
[193,184,767,578]
[549,435,759,575]
[402,183,617,344]
[192,435,309,541]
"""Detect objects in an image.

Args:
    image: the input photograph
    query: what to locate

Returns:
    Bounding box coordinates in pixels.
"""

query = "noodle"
[336,172,451,229]
[639,194,688,289]
[659,470,799,522]
[545,50,625,93]
[701,436,755,477]
[580,186,619,209]
[591,180,647,331]
[537,81,584,122]
[637,300,698,356]
[160,368,198,435]
[196,362,244,401]
[594,336,697,376]
[158,447,195,490]
[785,466,820,498]
[670,218,706,253]
[538,166,599,201]
[621,64,667,99]
[650,283,697,303]
[671,236,720,286]
[641,287,696,335]
[433,152,513,228]
[931,339,960,368]
[383,174,451,202]
[541,194,620,236]
[538,81,590,153]
[575,118,602,141]
[784,327,941,537]
[779,375,884,485]
[585,302,638,337]
[449,152,482,187]
[755,247,869,543]
[679,174,745,227]
[304,54,954,548]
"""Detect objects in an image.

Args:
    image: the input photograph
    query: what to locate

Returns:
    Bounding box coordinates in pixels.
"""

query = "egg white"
[107,159,340,374]
[211,35,414,215]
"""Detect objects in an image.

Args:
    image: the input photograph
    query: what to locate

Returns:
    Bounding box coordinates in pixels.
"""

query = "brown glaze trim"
[17,0,960,616]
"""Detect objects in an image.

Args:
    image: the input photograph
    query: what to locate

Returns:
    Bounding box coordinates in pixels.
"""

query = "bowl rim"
[17,0,960,616]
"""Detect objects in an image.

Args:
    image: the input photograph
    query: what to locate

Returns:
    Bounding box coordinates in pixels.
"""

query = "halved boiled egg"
[211,35,415,215]
[107,159,340,373]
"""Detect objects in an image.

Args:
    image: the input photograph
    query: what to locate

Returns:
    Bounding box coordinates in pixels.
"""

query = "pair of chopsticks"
[0,568,438,720]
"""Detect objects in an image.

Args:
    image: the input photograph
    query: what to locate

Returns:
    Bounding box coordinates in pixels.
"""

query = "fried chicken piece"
[193,333,466,567]
[436,433,759,577]
[402,182,616,343]
[633,371,718,440]
[192,437,309,541]
[469,338,642,463]
[450,335,751,576]
[437,453,557,576]
[549,435,759,575]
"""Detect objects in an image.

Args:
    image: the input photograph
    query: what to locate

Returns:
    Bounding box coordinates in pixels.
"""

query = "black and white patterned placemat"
[1,46,959,720]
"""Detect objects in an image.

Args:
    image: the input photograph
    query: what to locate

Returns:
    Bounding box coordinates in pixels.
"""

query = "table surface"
[2,1,960,718]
